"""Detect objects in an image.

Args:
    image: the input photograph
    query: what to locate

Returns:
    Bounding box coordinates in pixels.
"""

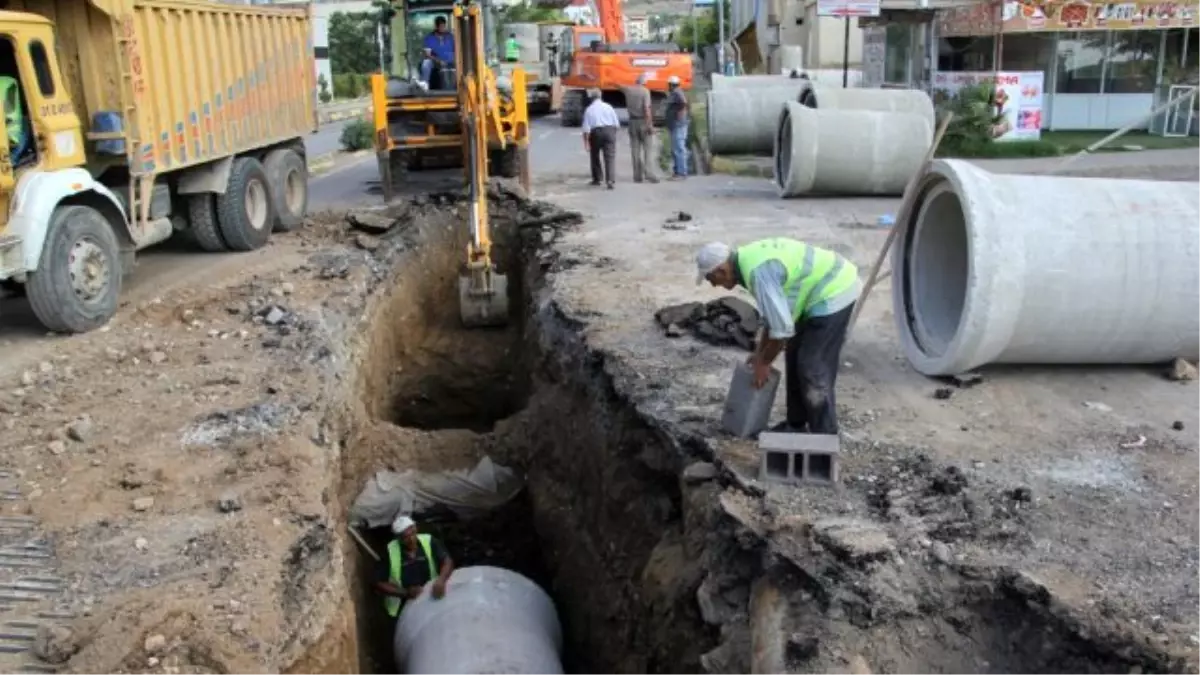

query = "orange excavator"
[556,0,692,127]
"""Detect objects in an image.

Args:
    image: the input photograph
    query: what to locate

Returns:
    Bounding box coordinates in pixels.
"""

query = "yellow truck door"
[17,27,85,171]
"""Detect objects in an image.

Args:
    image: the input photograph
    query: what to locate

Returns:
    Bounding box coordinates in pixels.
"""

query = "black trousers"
[784,303,854,434]
[588,126,617,184]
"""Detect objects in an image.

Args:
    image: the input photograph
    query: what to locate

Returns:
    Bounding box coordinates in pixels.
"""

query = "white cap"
[391,514,416,534]
[667,75,681,85]
[695,242,731,285]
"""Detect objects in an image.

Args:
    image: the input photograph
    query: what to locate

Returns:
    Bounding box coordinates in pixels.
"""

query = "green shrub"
[936,83,1063,159]
[331,73,372,99]
[317,74,333,104]
[340,119,374,151]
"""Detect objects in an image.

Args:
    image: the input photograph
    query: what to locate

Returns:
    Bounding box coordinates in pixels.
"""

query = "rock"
[812,518,895,563]
[148,351,167,365]
[280,282,295,295]
[143,633,167,654]
[654,302,704,328]
[933,387,953,400]
[695,575,739,626]
[683,462,717,484]
[355,234,381,251]
[19,371,34,386]
[1006,570,1050,604]
[1007,486,1033,502]
[664,323,684,338]
[949,372,983,388]
[66,417,93,443]
[217,492,243,513]
[37,361,53,374]
[930,540,952,564]
[714,296,758,331]
[47,440,66,456]
[845,653,873,674]
[230,620,248,635]
[347,211,395,233]
[263,307,287,326]
[132,497,155,512]
[1166,358,1197,382]
[135,537,149,551]
[32,624,77,664]
[786,634,819,661]
[1172,420,1185,431]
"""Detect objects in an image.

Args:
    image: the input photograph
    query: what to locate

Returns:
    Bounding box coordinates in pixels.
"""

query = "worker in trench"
[375,515,455,622]
[695,239,861,434]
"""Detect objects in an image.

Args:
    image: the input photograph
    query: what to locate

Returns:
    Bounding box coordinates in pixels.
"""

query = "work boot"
[767,421,804,434]
[589,180,601,186]
[606,182,614,190]
[647,177,659,184]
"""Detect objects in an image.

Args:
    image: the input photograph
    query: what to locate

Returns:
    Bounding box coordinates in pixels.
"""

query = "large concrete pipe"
[773,100,930,197]
[800,84,935,134]
[394,566,564,673]
[501,23,540,62]
[707,83,811,155]
[711,74,808,91]
[892,159,1200,376]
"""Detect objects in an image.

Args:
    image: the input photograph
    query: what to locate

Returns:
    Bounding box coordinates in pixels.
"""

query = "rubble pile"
[654,296,761,351]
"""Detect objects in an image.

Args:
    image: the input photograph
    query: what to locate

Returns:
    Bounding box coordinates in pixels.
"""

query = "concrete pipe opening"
[906,183,969,359]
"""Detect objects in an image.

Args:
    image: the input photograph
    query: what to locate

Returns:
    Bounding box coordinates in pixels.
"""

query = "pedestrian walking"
[623,73,658,184]
[695,239,861,434]
[580,88,619,189]
[665,75,689,180]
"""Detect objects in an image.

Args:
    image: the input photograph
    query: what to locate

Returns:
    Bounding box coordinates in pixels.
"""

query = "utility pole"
[716,0,726,75]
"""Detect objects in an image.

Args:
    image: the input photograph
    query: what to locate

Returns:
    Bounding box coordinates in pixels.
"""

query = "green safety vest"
[505,38,520,60]
[0,76,23,150]
[736,238,858,320]
[385,533,436,618]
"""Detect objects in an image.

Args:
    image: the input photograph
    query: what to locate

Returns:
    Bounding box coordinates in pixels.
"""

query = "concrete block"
[758,432,840,486]
[721,362,781,438]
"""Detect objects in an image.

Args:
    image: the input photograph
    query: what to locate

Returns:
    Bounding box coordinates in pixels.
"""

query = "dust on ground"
[535,160,1200,672]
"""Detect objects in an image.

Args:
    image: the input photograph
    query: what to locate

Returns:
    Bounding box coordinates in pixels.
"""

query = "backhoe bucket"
[459,269,510,328]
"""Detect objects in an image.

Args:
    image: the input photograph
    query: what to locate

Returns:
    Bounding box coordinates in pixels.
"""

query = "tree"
[672,3,729,51]
[329,11,380,75]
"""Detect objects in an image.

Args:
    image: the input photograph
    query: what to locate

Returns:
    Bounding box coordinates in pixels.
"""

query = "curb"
[308,149,371,177]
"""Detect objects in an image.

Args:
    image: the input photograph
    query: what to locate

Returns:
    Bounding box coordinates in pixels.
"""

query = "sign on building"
[932,71,1046,141]
[817,0,881,17]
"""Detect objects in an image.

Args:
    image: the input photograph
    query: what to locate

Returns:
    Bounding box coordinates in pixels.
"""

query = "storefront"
[934,0,1199,131]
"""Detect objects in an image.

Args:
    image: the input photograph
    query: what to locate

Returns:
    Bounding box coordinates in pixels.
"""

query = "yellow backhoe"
[370,0,529,328]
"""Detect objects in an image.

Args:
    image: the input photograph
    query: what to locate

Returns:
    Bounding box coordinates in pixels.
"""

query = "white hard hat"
[695,242,731,284]
[391,514,416,534]
[667,75,681,85]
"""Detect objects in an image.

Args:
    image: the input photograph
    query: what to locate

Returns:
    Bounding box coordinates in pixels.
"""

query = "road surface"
[304,118,352,159]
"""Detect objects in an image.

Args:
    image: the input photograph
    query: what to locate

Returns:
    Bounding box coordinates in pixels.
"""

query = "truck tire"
[264,148,308,233]
[489,146,520,178]
[26,205,122,334]
[217,156,274,251]
[560,89,584,127]
[187,193,228,252]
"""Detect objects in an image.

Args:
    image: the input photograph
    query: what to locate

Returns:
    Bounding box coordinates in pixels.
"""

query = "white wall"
[727,0,864,73]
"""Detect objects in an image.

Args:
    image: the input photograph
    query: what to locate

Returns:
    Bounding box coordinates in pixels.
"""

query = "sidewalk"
[317,97,371,125]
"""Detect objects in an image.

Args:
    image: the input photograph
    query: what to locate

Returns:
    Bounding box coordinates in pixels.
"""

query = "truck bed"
[15,0,316,176]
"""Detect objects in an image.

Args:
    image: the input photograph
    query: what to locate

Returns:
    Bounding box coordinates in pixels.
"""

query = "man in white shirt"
[580,88,620,189]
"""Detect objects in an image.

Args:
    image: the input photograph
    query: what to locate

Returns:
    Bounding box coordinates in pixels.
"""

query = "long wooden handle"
[847,112,953,336]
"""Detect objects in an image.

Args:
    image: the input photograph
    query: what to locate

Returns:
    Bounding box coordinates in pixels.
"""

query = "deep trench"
[287,188,1187,675]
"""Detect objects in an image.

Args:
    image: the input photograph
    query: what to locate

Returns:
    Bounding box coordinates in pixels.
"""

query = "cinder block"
[721,362,781,439]
[758,432,840,486]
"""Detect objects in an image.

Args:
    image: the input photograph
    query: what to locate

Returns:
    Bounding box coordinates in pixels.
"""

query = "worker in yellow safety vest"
[375,514,455,619]
[696,238,861,435]
[505,33,521,62]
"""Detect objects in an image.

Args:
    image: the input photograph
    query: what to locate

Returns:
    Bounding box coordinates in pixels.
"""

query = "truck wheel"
[217,156,274,251]
[489,146,519,178]
[187,193,228,252]
[26,205,122,334]
[264,148,308,233]
[560,90,584,127]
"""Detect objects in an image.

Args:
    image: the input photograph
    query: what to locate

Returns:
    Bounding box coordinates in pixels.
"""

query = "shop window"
[1104,30,1160,93]
[1055,30,1105,93]
[999,33,1055,85]
[1162,27,1199,85]
[937,35,995,72]
[884,23,912,84]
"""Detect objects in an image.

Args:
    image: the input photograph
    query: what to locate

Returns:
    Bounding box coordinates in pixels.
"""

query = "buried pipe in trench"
[393,565,564,673]
[892,158,1200,376]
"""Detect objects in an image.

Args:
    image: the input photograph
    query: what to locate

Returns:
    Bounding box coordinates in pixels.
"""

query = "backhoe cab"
[370,0,528,203]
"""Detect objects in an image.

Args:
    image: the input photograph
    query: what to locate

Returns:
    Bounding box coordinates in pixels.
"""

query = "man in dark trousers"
[375,514,455,622]
[580,87,619,189]
[623,73,658,184]
[695,239,861,434]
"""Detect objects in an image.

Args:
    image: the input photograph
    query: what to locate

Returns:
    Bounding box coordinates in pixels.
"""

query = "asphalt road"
[304,118,351,159]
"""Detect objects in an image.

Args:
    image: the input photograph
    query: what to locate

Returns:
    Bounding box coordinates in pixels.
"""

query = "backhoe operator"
[420,16,455,88]
[375,515,455,622]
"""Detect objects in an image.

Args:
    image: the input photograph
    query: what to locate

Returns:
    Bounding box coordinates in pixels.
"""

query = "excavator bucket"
[458,268,509,328]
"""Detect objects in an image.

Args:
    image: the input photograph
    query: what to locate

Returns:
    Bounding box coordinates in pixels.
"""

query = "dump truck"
[0,0,315,334]
[494,21,568,116]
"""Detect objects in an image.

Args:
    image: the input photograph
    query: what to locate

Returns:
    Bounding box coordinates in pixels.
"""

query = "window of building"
[28,40,54,97]
[938,36,994,72]
[999,33,1055,85]
[884,23,912,84]
[1055,31,1105,93]
[1104,30,1160,93]
[1163,27,1199,85]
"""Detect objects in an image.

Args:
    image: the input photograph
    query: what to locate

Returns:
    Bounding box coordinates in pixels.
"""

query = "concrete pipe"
[394,566,564,674]
[773,100,931,197]
[707,83,811,155]
[711,74,807,91]
[799,84,935,134]
[892,159,1200,376]
[501,23,540,62]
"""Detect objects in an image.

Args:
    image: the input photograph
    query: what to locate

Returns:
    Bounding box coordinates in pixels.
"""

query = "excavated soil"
[2,179,1193,675]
